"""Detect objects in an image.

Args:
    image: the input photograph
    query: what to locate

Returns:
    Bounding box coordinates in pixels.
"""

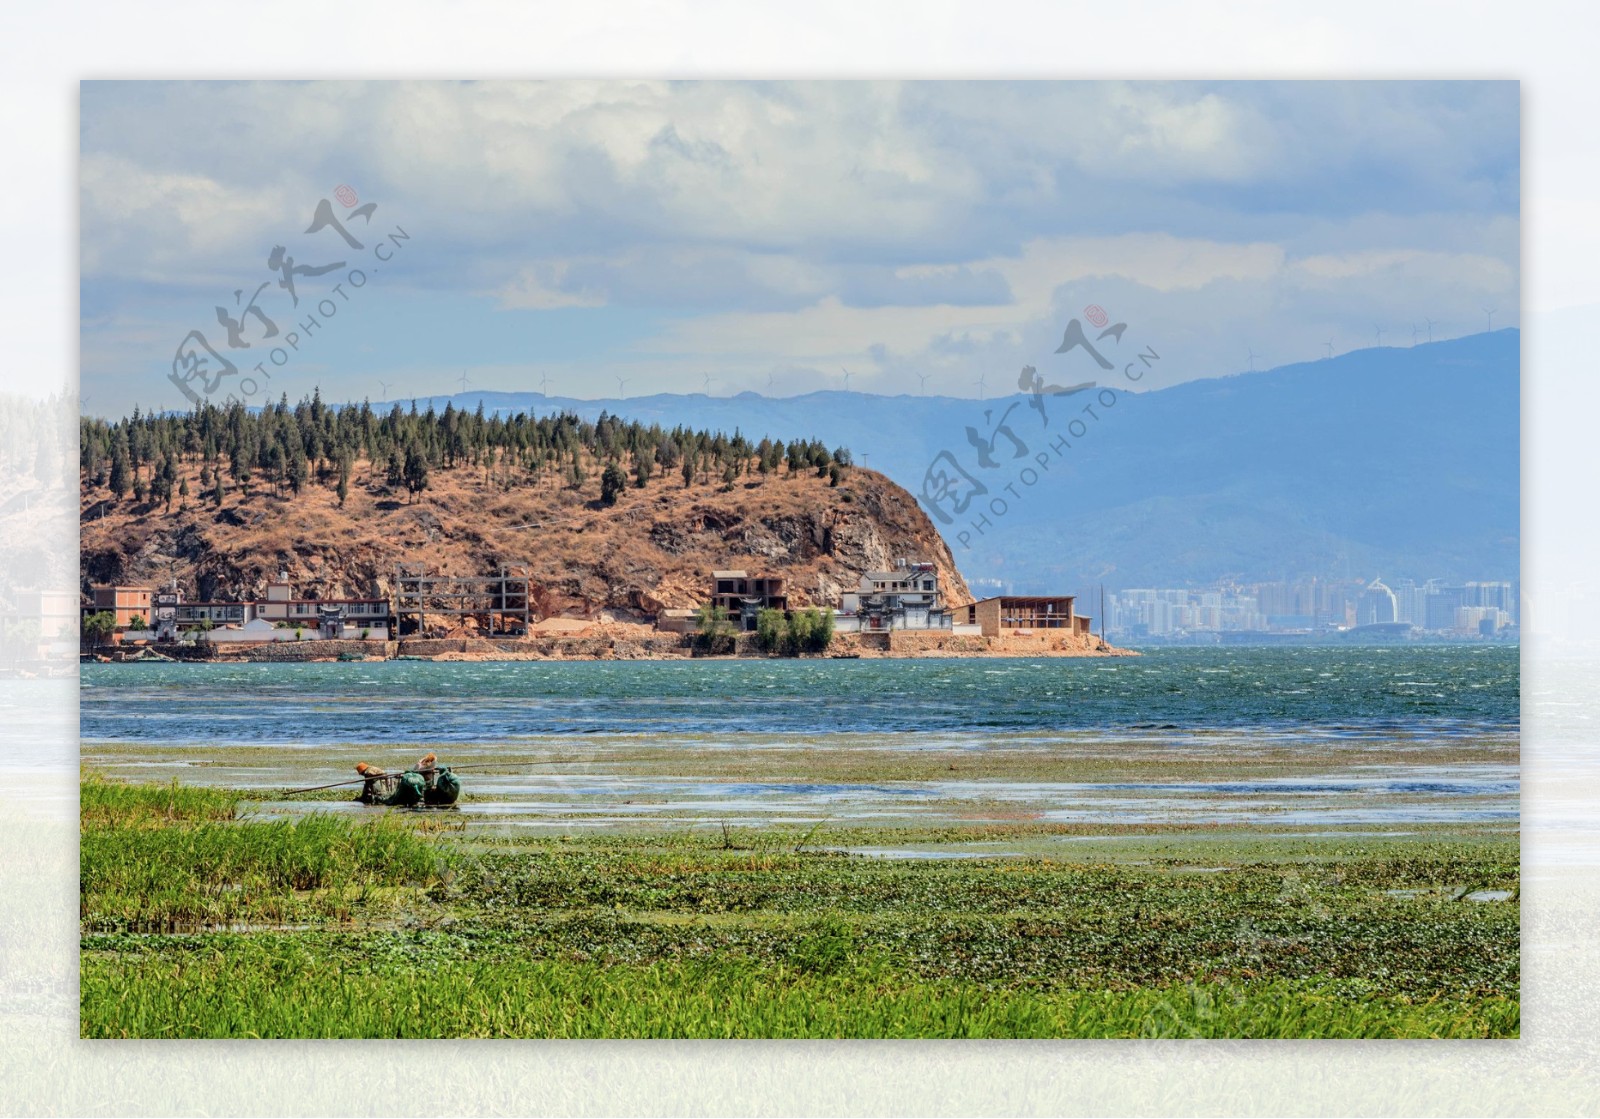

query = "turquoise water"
[78,647,1519,831]
[80,646,1518,746]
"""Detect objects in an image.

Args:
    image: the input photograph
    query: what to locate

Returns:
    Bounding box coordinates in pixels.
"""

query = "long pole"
[281,759,582,796]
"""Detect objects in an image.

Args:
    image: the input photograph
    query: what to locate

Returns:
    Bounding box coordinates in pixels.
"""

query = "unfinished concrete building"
[394,563,533,637]
[710,570,789,632]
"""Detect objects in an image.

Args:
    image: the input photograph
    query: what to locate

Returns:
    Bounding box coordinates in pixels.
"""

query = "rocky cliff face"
[80,456,971,624]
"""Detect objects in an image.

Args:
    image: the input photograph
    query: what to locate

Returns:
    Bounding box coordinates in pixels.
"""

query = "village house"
[83,577,392,643]
[3,588,79,665]
[254,576,391,636]
[84,585,153,629]
[963,595,1091,638]
[835,560,975,633]
[709,570,789,632]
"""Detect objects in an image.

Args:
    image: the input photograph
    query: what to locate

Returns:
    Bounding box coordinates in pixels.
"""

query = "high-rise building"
[1357,578,1398,625]
[1424,585,1466,631]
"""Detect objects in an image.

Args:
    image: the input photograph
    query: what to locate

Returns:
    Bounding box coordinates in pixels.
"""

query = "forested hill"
[80,396,851,511]
[77,398,971,621]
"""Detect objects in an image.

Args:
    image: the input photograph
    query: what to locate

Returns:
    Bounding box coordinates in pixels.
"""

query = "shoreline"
[87,622,1137,664]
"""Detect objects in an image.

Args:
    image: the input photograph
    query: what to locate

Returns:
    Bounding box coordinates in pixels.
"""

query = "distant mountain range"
[389,330,1520,594]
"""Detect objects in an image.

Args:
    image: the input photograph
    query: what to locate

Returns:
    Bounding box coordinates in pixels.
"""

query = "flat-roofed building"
[85,585,153,628]
[655,608,699,634]
[710,570,788,631]
[256,596,390,625]
[965,595,1089,637]
[174,600,256,627]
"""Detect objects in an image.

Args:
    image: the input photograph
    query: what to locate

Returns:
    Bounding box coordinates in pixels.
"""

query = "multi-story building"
[1357,578,1399,626]
[83,578,390,641]
[838,560,957,632]
[1423,585,1466,632]
[174,600,256,627]
[84,585,153,629]
[3,589,79,664]
[254,576,391,632]
[709,570,788,632]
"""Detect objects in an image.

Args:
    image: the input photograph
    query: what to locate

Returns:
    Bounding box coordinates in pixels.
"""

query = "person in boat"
[353,754,459,806]
[415,752,462,806]
[354,761,398,805]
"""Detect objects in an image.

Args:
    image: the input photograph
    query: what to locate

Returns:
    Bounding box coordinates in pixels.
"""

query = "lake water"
[80,646,1519,835]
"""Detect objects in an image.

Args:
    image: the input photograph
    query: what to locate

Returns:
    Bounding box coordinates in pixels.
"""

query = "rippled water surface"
[82,646,1519,742]
[80,646,1519,834]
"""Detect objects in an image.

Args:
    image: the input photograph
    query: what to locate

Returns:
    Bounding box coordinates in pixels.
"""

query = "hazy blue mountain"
[393,330,1519,593]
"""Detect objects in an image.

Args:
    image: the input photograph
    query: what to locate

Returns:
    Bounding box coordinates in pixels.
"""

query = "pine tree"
[108,447,130,500]
[403,441,428,502]
[600,461,627,506]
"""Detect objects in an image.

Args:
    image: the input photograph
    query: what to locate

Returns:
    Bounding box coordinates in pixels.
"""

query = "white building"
[836,560,968,632]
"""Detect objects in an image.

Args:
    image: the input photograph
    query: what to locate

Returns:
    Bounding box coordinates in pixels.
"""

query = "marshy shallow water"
[81,647,1519,838]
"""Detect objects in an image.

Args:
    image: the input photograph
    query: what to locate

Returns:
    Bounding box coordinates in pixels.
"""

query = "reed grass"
[80,934,1518,1039]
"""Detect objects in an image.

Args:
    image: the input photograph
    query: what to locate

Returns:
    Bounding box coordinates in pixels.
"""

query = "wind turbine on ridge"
[1246,346,1259,372]
[615,377,629,399]
[539,372,551,396]
[975,373,987,400]
[703,373,716,396]
[916,372,930,395]
[1424,317,1437,343]
[1323,339,1334,360]
[841,366,853,392]
[1374,325,1386,345]
[1483,307,1497,332]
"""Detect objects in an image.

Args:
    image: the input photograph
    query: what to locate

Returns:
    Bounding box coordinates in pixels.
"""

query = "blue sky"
[79,80,1519,417]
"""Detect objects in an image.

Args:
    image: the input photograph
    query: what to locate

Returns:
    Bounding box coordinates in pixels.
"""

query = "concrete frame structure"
[710,570,788,632]
[965,595,1089,637]
[394,563,532,637]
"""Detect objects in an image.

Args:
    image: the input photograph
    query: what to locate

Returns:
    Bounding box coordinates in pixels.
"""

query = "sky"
[79,80,1520,418]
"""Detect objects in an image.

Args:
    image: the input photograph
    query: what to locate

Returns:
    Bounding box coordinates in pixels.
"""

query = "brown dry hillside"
[79,450,972,622]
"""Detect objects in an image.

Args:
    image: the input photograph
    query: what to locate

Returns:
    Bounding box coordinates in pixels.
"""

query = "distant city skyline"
[1098,577,1519,642]
[81,80,1518,420]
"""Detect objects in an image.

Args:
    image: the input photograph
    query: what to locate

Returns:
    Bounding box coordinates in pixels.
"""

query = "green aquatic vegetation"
[436,848,1518,997]
[81,730,1518,791]
[82,793,455,931]
[79,780,1519,1037]
[79,931,1518,1039]
[80,775,239,828]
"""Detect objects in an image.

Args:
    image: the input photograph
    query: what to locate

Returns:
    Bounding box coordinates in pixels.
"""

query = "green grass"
[81,776,455,931]
[79,779,1520,1038]
[80,776,238,828]
[80,933,1517,1039]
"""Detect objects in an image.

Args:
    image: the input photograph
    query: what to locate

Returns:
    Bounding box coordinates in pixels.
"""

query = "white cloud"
[496,262,608,309]
[78,80,1520,403]
[79,153,295,283]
